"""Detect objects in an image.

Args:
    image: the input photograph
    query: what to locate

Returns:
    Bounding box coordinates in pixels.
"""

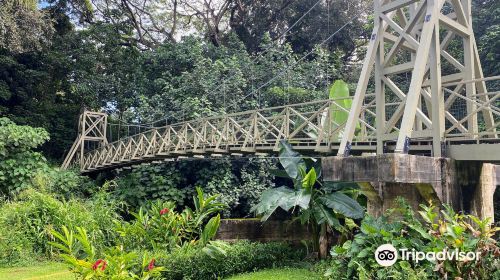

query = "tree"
[473,0,500,77]
[178,0,232,46]
[90,0,193,48]
[0,0,54,53]
[229,0,371,58]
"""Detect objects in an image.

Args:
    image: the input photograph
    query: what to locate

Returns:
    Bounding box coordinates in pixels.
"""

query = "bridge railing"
[71,76,500,172]
[80,97,383,171]
[441,77,500,140]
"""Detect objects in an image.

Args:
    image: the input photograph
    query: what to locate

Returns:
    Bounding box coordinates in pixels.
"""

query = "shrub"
[157,240,306,280]
[114,164,187,209]
[115,187,225,252]
[0,117,50,197]
[324,200,500,280]
[114,158,275,217]
[50,188,227,279]
[0,189,120,266]
[35,167,98,199]
[50,226,165,280]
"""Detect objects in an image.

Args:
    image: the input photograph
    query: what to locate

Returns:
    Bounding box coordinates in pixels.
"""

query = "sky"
[38,1,49,9]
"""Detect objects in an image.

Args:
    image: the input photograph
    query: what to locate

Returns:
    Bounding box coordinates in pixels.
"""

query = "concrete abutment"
[322,154,499,222]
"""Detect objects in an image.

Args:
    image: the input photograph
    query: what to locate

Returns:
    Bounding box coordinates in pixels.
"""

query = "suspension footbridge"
[63,0,500,173]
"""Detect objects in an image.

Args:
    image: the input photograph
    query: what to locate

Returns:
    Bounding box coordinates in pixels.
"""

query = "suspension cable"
[224,11,363,112]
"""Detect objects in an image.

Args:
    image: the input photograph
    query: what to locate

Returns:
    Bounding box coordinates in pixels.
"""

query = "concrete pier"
[322,154,499,221]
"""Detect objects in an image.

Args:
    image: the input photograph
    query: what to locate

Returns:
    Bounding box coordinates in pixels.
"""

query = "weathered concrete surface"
[322,154,499,222]
[323,154,445,183]
[215,218,312,242]
[470,164,499,222]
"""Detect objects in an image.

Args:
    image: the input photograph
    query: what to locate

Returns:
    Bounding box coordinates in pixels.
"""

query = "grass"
[0,262,73,280]
[226,268,321,280]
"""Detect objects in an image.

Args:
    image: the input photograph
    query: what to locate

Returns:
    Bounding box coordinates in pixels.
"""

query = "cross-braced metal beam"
[62,110,108,169]
[338,0,497,157]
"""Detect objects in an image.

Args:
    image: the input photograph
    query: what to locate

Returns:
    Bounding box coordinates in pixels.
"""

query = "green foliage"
[324,201,500,280]
[0,188,120,266]
[49,188,226,279]
[115,159,274,217]
[0,118,50,196]
[49,226,165,280]
[35,167,97,199]
[252,140,364,254]
[115,187,225,252]
[157,240,306,280]
[0,1,54,53]
[114,164,187,209]
[473,0,500,78]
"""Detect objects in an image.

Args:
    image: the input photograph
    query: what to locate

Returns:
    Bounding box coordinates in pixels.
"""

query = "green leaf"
[252,186,311,221]
[201,214,221,245]
[329,80,350,125]
[302,168,317,190]
[269,169,291,179]
[323,181,360,191]
[278,140,306,180]
[320,192,364,219]
[312,203,341,228]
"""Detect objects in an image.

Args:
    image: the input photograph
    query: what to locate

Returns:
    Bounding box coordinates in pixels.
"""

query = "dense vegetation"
[0,0,499,279]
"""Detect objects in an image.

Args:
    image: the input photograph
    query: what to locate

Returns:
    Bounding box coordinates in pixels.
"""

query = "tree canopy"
[0,0,497,161]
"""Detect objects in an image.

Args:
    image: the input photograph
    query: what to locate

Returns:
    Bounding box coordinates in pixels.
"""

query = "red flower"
[147,258,155,271]
[160,208,169,215]
[92,259,107,271]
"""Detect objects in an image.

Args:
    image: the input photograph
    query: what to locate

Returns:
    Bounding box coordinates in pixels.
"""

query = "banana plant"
[252,140,364,255]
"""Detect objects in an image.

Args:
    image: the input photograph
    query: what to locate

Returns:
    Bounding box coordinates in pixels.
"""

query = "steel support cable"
[224,11,363,113]
[202,0,324,99]
[131,0,324,128]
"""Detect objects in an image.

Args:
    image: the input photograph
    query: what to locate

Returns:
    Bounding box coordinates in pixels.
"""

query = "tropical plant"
[0,187,120,266]
[115,187,226,252]
[50,226,165,280]
[324,199,500,280]
[49,188,228,279]
[252,140,364,257]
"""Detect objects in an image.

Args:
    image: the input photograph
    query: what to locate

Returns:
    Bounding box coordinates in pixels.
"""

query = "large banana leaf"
[320,192,364,219]
[329,80,351,126]
[278,140,306,181]
[312,203,341,229]
[328,80,360,139]
[252,186,311,221]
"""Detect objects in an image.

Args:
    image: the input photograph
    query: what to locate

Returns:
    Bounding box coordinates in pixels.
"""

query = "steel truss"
[338,0,497,157]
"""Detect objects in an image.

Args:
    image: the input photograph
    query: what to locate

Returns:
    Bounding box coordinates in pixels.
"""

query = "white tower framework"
[338,0,497,157]
[62,111,108,169]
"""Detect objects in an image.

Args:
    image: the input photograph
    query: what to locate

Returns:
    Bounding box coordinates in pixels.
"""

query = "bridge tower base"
[322,155,499,222]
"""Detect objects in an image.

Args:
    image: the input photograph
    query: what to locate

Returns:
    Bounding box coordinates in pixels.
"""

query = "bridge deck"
[73,94,498,173]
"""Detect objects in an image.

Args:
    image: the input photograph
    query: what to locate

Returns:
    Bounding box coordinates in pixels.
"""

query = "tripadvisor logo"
[374,244,481,266]
[375,244,398,267]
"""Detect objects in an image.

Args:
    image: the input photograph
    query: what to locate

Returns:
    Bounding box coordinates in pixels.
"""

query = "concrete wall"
[215,218,312,243]
[322,154,499,222]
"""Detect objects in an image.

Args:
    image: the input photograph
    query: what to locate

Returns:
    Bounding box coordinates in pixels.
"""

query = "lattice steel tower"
[338,0,496,157]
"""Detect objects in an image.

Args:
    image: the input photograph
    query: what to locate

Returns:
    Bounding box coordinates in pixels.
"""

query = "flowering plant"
[115,187,225,252]
[49,226,165,279]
